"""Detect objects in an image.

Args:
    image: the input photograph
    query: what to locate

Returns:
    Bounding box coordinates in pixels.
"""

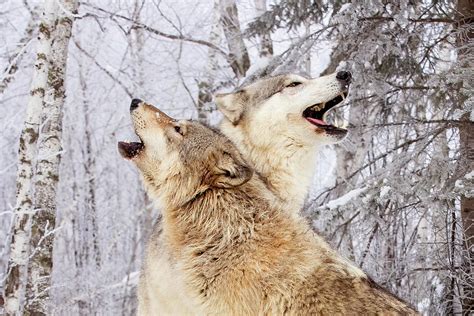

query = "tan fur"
[121,102,418,315]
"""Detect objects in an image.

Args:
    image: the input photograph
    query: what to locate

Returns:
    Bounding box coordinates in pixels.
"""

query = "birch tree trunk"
[2,1,58,314]
[457,0,474,313]
[24,0,77,314]
[219,0,250,78]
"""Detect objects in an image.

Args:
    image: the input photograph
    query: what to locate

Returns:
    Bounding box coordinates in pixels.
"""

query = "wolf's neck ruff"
[163,179,279,247]
[157,173,415,315]
[159,175,314,312]
[221,119,318,212]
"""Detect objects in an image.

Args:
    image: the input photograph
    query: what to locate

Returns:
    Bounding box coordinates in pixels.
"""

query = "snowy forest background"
[0,0,472,315]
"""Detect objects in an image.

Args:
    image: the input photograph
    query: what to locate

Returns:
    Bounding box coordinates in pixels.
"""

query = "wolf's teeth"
[311,103,324,112]
[340,93,345,100]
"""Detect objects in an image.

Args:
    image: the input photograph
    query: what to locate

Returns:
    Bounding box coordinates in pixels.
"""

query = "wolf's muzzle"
[336,71,352,85]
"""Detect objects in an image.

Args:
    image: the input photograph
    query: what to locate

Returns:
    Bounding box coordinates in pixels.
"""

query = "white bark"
[219,0,250,78]
[24,0,77,314]
[3,1,58,314]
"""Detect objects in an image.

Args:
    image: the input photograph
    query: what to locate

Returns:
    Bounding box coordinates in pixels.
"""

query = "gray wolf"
[216,71,351,211]
[119,100,418,315]
[125,71,352,314]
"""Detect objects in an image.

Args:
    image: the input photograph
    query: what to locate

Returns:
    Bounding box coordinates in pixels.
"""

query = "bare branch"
[73,40,133,98]
[83,3,229,58]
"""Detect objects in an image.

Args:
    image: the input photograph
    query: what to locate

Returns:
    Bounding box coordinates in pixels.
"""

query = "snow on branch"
[318,187,368,210]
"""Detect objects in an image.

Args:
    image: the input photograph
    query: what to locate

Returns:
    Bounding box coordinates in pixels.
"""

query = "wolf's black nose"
[336,71,352,84]
[130,98,142,111]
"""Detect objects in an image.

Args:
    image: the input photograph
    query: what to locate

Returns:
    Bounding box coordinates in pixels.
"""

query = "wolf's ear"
[212,150,253,188]
[215,92,245,124]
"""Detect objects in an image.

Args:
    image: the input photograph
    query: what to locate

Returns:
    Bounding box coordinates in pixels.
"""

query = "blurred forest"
[0,0,472,315]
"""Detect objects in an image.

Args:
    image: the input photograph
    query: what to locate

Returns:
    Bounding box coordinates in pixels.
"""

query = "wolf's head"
[118,100,252,206]
[215,71,351,147]
[214,71,351,210]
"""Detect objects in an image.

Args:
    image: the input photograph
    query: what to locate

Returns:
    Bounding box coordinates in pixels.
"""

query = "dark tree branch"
[83,3,229,58]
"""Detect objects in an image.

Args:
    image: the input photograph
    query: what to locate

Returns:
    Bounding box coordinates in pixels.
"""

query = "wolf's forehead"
[247,75,285,90]
[186,124,223,146]
[243,74,307,102]
[242,76,285,102]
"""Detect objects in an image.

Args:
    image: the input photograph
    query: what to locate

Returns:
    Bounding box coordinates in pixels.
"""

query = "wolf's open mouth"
[302,92,348,132]
[118,140,144,159]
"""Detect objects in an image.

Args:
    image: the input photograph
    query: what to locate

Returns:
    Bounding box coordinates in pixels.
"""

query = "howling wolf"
[123,72,353,314]
[216,71,351,211]
[119,100,417,315]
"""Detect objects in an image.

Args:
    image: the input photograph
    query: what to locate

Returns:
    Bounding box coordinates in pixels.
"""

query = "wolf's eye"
[286,82,302,88]
[174,126,183,135]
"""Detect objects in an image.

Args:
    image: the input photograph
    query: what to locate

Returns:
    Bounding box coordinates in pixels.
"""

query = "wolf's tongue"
[306,117,327,126]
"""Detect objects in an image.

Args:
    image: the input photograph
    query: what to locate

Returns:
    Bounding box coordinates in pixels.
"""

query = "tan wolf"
[126,71,353,314]
[118,101,418,315]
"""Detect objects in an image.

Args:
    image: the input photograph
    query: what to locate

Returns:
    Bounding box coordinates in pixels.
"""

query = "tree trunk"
[2,1,58,314]
[457,0,474,314]
[24,0,77,314]
[254,0,273,58]
[80,67,101,270]
[73,62,101,316]
[197,0,221,123]
[219,0,250,78]
[302,20,311,74]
